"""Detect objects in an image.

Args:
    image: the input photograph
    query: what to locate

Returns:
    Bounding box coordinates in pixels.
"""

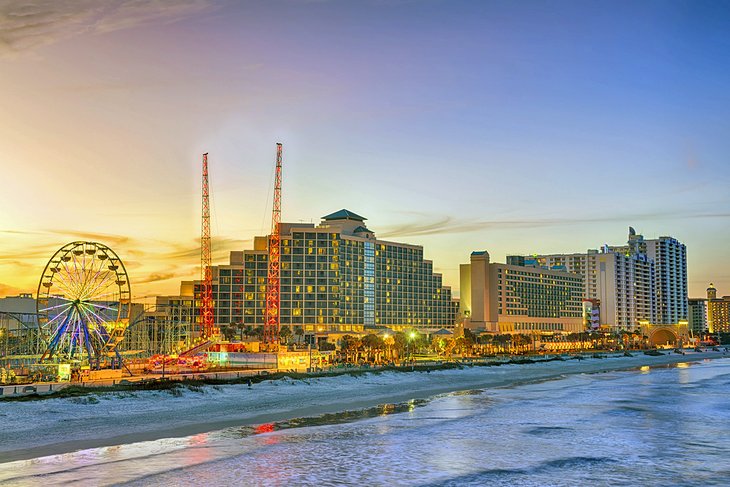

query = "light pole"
[408,331,416,370]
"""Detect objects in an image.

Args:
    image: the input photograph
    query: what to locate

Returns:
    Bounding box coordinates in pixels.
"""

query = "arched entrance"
[649,328,678,347]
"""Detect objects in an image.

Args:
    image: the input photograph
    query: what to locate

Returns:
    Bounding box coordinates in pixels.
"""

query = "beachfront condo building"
[609,229,688,324]
[191,210,458,334]
[688,298,708,336]
[511,227,687,331]
[460,251,584,334]
[706,283,730,333]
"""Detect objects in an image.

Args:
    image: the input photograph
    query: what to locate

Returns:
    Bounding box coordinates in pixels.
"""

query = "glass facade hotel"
[196,210,457,333]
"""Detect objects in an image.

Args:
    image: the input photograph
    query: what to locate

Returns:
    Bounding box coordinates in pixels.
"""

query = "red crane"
[264,143,283,347]
[200,152,214,338]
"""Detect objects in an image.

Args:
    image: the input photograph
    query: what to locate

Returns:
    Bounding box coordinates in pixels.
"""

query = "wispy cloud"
[156,236,252,261]
[0,0,218,57]
[379,211,730,238]
[47,229,132,247]
[0,282,22,296]
[136,272,178,284]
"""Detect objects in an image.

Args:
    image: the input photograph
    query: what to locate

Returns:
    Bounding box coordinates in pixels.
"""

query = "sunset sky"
[1,0,729,300]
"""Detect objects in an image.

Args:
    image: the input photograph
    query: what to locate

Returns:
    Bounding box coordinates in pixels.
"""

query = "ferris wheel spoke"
[78,303,109,329]
[82,255,109,300]
[43,303,75,328]
[48,317,69,346]
[86,248,108,299]
[81,265,116,299]
[94,321,110,341]
[55,279,77,301]
[50,295,74,302]
[68,320,78,357]
[51,271,81,299]
[84,306,113,327]
[82,244,89,285]
[44,316,73,342]
[77,248,93,298]
[71,249,86,296]
[82,271,116,302]
[39,301,75,312]
[60,254,84,298]
[88,301,118,313]
[79,254,99,299]
[68,250,81,292]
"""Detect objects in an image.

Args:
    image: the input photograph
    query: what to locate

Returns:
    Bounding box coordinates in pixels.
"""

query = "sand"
[0,350,727,463]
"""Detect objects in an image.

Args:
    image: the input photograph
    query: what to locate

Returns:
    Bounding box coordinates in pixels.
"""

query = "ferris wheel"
[36,241,131,366]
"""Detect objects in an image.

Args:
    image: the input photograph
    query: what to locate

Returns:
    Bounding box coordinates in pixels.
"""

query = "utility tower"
[264,143,283,348]
[200,152,214,338]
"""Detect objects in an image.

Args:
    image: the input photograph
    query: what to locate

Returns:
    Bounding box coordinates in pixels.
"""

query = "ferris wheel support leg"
[82,324,95,366]
[115,349,133,376]
[44,315,72,361]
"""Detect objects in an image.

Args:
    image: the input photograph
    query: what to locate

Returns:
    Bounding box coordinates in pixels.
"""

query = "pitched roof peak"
[321,209,366,222]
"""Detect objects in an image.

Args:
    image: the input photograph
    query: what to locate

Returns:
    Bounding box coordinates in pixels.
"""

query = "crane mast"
[264,143,283,347]
[200,152,214,338]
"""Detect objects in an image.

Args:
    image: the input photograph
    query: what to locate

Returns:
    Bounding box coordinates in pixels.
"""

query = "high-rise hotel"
[197,210,458,334]
[608,229,688,325]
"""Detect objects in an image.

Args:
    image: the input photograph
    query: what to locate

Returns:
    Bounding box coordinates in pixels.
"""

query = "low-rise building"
[461,251,584,335]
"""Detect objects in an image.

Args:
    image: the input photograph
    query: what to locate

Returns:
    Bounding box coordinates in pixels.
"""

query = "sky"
[0,0,729,300]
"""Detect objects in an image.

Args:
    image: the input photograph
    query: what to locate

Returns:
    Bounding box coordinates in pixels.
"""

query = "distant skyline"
[1,0,728,299]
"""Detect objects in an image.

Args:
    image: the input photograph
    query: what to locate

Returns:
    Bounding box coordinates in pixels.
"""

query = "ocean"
[1,358,729,486]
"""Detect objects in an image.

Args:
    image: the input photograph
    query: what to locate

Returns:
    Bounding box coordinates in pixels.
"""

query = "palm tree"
[250,326,264,341]
[492,334,510,354]
[392,332,408,362]
[431,336,447,356]
[462,329,476,356]
[340,335,362,364]
[361,334,383,363]
[293,327,305,345]
[478,334,494,355]
[279,326,293,346]
[220,324,237,341]
[514,334,532,354]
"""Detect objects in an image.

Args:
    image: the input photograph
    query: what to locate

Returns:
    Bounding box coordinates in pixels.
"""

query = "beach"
[0,350,726,464]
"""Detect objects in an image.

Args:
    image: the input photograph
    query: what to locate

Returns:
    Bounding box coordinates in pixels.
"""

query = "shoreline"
[1,350,727,464]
